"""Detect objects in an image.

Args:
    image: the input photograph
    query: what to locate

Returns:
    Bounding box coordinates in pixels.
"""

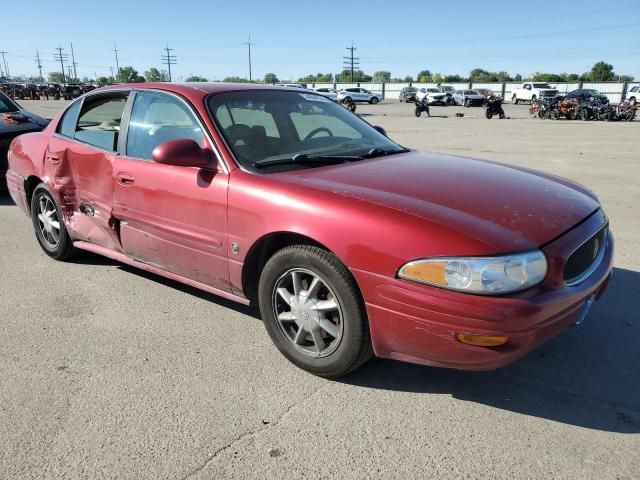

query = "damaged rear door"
[46,91,130,250]
[112,90,230,290]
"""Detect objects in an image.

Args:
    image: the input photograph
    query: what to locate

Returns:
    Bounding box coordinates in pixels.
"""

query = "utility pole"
[112,44,120,74]
[0,51,9,79]
[35,50,43,81]
[342,42,359,82]
[110,66,114,80]
[54,46,68,83]
[244,35,254,82]
[70,42,78,82]
[67,66,74,82]
[161,45,177,82]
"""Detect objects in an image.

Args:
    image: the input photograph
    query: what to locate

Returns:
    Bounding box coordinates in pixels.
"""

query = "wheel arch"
[24,175,44,213]
[241,231,338,304]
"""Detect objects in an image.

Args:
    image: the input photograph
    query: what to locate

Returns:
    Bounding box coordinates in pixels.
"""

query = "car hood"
[277,151,600,252]
[0,110,49,135]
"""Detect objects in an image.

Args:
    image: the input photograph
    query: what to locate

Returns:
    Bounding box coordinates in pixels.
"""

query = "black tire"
[580,108,590,121]
[370,97,379,104]
[343,96,352,104]
[550,110,560,120]
[464,98,470,108]
[30,184,76,261]
[258,245,373,378]
[485,110,492,119]
[512,95,518,104]
[415,106,421,117]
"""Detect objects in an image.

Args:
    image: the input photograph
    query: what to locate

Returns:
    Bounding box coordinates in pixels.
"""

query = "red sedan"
[6,83,613,377]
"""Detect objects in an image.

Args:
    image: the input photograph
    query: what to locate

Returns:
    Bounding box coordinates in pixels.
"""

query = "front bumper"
[353,210,614,370]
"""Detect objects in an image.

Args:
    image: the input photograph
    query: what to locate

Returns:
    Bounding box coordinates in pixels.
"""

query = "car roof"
[96,82,304,103]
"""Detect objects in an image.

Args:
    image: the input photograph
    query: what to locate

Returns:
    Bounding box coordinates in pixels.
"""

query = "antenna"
[161,45,177,82]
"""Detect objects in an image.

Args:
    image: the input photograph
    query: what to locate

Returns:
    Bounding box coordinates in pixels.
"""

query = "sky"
[2,0,640,82]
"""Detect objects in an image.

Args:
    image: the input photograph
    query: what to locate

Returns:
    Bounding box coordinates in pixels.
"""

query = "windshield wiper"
[254,153,365,168]
[363,147,410,158]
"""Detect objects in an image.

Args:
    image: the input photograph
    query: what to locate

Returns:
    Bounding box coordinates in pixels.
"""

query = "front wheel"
[415,106,422,117]
[370,97,379,104]
[464,99,470,108]
[258,245,373,378]
[30,184,76,261]
[512,95,518,104]
[485,109,493,119]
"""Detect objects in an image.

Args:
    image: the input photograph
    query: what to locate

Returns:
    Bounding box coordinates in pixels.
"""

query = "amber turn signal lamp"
[456,333,509,347]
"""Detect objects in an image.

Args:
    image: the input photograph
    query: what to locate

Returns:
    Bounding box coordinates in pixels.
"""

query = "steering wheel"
[304,127,333,142]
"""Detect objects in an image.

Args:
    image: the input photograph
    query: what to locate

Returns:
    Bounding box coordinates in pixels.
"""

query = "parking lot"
[1,99,639,479]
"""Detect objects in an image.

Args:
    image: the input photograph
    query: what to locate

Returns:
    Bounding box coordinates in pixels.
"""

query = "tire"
[415,106,421,117]
[580,108,590,121]
[512,95,518,104]
[343,96,352,104]
[464,98,470,108]
[258,245,373,378]
[30,184,76,261]
[550,110,560,120]
[370,97,379,104]
[485,110,493,119]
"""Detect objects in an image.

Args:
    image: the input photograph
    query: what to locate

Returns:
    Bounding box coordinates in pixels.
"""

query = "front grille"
[564,225,607,284]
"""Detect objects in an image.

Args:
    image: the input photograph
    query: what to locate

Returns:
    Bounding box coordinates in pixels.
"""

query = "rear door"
[46,91,130,250]
[113,90,230,289]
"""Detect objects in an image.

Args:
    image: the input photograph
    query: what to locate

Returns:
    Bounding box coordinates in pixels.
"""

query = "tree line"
[45,61,633,85]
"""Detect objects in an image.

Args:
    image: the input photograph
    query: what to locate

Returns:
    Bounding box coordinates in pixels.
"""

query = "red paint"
[7,83,614,370]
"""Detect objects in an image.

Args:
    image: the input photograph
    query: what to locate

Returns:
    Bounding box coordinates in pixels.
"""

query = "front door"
[46,92,130,250]
[113,90,230,290]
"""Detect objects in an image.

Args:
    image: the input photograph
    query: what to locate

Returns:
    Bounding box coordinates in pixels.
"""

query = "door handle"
[116,172,135,186]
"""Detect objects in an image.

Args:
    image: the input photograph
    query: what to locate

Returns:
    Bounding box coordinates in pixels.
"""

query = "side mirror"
[152,139,214,168]
[373,125,387,137]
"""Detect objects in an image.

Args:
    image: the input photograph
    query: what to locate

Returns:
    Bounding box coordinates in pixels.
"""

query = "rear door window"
[75,94,128,151]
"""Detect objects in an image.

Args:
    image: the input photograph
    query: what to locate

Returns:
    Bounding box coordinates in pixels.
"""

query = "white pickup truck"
[511,82,559,104]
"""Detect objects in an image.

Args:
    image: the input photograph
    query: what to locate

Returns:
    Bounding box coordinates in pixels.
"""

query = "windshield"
[426,88,439,93]
[532,83,552,89]
[466,90,479,95]
[208,90,404,171]
[406,88,417,92]
[0,92,20,113]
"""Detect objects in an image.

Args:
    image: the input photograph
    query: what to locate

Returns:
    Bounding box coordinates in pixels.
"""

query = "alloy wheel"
[272,268,344,358]
[36,195,61,248]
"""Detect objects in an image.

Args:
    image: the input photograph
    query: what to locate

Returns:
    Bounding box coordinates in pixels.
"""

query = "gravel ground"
[0,99,638,480]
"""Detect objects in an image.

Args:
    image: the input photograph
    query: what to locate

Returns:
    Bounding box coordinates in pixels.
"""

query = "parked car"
[61,84,83,100]
[625,85,639,105]
[0,91,49,189]
[314,87,338,100]
[452,89,485,106]
[416,87,447,105]
[337,87,380,104]
[276,83,307,89]
[7,83,613,378]
[399,87,418,102]
[434,85,456,104]
[511,82,559,104]
[565,89,609,103]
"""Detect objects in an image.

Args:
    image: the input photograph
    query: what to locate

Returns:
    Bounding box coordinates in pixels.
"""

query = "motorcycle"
[578,96,609,121]
[414,98,430,117]
[484,95,505,119]
[554,97,580,120]
[339,97,356,113]
[616,101,637,122]
[535,97,557,119]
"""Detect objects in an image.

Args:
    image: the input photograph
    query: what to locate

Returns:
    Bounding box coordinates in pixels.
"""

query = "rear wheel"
[370,97,379,104]
[30,184,76,261]
[258,245,373,378]
[485,110,493,119]
[512,95,518,104]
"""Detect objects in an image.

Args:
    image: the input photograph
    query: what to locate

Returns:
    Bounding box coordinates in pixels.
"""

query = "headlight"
[397,250,548,295]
